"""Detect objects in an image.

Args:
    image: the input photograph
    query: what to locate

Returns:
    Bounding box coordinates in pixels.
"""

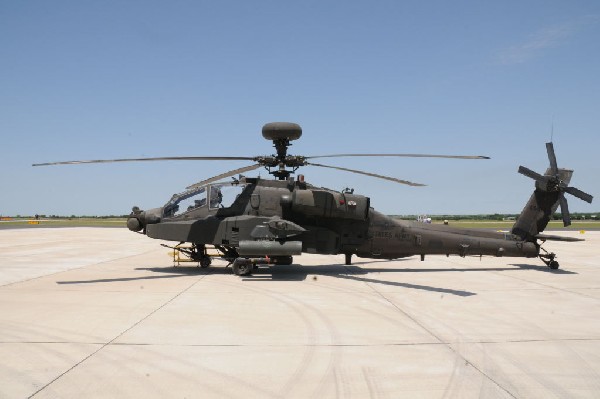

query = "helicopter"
[34,122,593,276]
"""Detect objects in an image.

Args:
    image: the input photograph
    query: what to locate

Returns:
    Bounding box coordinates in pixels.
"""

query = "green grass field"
[0,218,127,228]
[433,220,599,230]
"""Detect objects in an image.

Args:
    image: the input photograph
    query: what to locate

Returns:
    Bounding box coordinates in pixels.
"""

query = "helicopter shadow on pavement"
[509,263,577,274]
[128,262,476,297]
[56,273,189,285]
[55,265,217,285]
[243,263,476,297]
[57,261,574,297]
[239,260,577,297]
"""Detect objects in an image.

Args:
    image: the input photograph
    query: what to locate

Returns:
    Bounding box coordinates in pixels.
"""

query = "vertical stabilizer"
[512,142,593,239]
[512,168,572,240]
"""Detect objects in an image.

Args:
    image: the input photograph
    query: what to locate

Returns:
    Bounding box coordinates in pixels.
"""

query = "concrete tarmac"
[1,228,599,398]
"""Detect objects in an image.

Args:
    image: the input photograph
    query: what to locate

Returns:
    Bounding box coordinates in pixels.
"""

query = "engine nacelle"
[291,189,369,220]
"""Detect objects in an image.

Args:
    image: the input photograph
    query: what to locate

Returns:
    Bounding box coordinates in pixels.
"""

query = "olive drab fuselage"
[140,177,538,261]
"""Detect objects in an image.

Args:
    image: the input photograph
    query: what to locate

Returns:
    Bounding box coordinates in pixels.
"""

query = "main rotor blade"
[564,186,594,204]
[518,165,545,182]
[546,142,558,174]
[32,156,255,167]
[306,162,425,187]
[185,164,262,190]
[559,193,571,227]
[306,153,490,160]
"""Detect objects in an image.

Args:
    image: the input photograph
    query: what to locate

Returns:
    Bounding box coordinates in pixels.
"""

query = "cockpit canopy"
[163,182,247,217]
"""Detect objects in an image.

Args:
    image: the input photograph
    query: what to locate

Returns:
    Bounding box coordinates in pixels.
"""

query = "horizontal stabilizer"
[534,233,585,242]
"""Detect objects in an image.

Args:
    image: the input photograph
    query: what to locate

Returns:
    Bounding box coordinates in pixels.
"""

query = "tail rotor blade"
[564,186,594,204]
[559,193,571,227]
[546,142,559,174]
[518,165,545,182]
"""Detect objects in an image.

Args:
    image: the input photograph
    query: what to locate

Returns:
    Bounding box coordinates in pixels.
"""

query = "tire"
[200,257,211,268]
[232,258,253,276]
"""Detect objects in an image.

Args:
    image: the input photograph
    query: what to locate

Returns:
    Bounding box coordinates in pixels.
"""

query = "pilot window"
[209,183,246,209]
[169,187,207,216]
[164,183,247,217]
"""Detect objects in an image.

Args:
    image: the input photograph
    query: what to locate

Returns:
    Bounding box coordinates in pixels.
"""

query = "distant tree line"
[3,213,599,221]
[393,213,599,221]
[4,215,129,219]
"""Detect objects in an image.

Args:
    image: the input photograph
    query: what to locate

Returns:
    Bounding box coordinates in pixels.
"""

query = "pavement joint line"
[5,336,600,347]
[0,240,77,250]
[89,337,600,346]
[27,269,212,399]
[364,280,518,399]
[0,249,158,289]
[5,289,189,294]
[488,270,600,301]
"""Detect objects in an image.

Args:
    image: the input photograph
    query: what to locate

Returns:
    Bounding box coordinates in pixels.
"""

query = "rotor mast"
[261,122,304,180]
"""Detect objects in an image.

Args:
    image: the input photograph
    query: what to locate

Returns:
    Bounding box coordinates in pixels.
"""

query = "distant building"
[417,215,432,224]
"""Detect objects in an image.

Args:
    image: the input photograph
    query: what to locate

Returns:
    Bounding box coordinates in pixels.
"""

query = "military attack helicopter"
[34,122,593,275]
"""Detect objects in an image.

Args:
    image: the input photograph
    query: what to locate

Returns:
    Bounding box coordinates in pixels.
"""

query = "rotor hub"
[259,122,304,180]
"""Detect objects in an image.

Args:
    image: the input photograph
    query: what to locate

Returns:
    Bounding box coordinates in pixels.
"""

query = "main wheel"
[549,261,560,270]
[199,257,211,268]
[232,258,253,276]
[345,253,352,266]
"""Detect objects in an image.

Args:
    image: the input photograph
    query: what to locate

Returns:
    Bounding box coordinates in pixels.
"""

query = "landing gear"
[345,253,352,266]
[539,248,560,270]
[162,243,217,268]
[232,258,253,276]
[190,245,213,268]
[199,256,211,268]
[231,257,274,276]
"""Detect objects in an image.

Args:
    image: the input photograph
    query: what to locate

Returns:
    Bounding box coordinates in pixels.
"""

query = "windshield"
[209,183,246,209]
[163,182,246,217]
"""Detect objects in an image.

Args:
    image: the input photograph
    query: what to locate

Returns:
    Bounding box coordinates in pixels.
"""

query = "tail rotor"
[518,142,593,227]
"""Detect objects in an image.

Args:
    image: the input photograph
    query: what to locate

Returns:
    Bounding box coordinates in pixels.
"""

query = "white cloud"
[496,15,599,65]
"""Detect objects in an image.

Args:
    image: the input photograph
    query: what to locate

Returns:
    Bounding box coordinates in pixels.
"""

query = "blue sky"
[1,1,599,216]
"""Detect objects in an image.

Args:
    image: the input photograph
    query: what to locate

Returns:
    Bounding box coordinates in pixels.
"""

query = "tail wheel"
[539,249,560,270]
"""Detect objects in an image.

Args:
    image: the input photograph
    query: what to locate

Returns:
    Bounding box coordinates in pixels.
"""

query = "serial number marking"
[372,230,412,240]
